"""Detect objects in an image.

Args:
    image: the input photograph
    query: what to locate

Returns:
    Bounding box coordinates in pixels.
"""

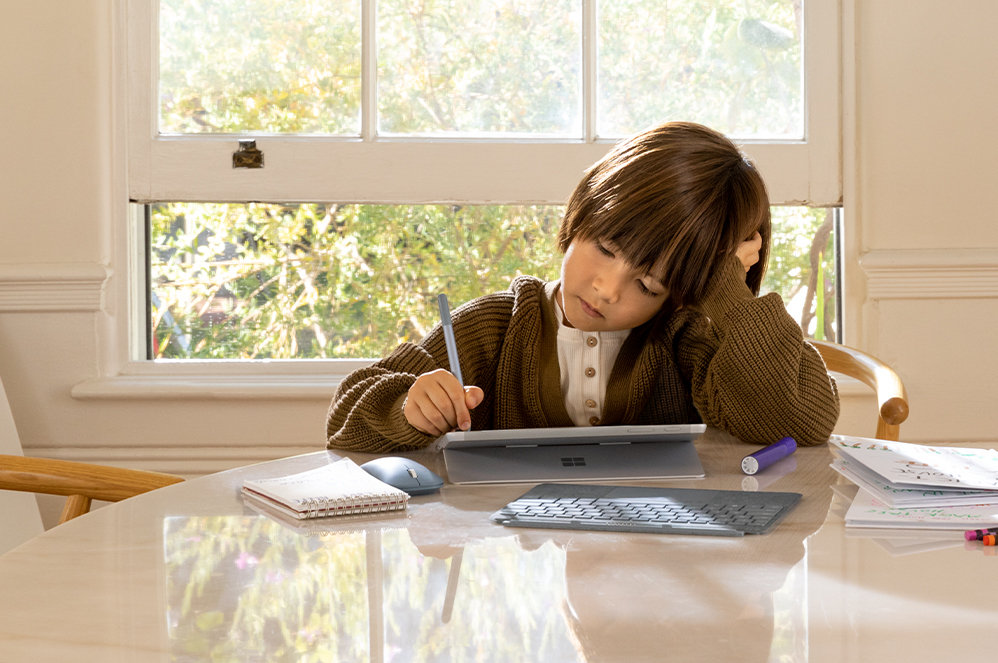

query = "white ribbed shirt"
[555,292,630,426]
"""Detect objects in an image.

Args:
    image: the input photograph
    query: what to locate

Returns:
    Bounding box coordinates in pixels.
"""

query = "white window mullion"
[362,0,377,142]
[804,0,843,205]
[133,139,819,206]
[582,0,598,143]
[126,0,155,202]
[136,139,611,205]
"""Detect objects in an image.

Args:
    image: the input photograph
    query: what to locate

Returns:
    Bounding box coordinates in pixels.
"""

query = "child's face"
[558,238,668,332]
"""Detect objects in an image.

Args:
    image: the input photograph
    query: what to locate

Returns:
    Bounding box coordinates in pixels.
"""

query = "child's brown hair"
[558,121,771,309]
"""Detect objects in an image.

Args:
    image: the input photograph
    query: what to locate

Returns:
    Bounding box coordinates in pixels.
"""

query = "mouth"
[578,297,604,319]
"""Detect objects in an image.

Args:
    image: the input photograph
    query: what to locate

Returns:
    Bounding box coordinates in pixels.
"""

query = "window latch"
[232,139,264,169]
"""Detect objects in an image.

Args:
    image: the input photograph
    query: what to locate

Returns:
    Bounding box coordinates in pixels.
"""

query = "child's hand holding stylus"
[403,369,483,436]
[402,294,483,436]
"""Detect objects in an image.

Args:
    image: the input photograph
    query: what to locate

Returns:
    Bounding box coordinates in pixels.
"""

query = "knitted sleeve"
[675,256,840,446]
[325,342,441,453]
[325,287,516,453]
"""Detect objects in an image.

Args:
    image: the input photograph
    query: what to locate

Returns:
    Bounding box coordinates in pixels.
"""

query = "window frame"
[84,0,841,397]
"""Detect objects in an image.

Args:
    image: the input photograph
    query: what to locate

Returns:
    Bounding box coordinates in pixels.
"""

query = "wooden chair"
[0,455,184,524]
[810,339,909,441]
[1,378,44,552]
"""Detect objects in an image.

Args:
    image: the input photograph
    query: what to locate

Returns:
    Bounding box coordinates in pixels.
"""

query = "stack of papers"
[829,435,998,529]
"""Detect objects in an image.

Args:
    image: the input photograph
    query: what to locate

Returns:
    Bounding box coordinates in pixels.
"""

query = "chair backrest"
[810,339,909,441]
[0,454,185,525]
[1,377,45,555]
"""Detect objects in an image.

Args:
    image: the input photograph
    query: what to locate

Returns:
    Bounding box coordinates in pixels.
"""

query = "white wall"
[2,0,996,486]
[848,0,998,442]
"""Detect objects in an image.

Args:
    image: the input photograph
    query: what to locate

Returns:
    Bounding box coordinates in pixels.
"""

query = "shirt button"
[585,399,597,408]
[588,416,600,425]
[586,336,598,347]
[585,367,596,378]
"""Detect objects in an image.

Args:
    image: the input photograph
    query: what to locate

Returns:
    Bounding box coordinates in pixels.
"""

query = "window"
[128,0,841,363]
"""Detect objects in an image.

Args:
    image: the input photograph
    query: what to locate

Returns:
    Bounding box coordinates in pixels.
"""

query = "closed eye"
[637,276,666,297]
[637,280,660,297]
[597,243,615,258]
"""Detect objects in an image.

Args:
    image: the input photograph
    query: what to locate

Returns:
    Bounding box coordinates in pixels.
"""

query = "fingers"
[404,369,480,436]
[454,386,484,432]
[408,374,464,435]
[465,385,484,410]
[735,231,763,273]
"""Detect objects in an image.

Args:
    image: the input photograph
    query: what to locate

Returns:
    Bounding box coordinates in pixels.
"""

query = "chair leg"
[59,495,93,524]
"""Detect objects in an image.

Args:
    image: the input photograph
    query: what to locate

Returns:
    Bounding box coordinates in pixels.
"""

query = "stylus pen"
[437,293,464,386]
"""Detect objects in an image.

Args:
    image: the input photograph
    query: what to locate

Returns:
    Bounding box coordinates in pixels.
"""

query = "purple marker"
[741,436,797,475]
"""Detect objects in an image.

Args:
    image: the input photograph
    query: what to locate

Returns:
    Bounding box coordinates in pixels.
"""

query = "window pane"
[148,203,836,359]
[148,203,563,359]
[159,0,361,134]
[763,207,839,342]
[377,1,581,136]
[597,0,803,139]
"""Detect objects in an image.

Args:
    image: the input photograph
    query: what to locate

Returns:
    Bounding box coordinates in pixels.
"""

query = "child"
[326,122,839,453]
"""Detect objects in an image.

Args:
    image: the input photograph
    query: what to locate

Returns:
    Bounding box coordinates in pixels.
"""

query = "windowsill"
[72,373,339,400]
[71,361,868,401]
[71,360,369,400]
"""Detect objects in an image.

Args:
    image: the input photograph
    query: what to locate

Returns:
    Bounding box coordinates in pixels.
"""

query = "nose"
[593,272,624,304]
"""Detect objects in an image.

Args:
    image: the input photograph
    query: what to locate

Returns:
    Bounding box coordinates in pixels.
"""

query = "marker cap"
[963,526,998,541]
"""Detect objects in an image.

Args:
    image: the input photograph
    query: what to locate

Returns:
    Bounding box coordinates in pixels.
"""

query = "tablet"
[439,423,707,484]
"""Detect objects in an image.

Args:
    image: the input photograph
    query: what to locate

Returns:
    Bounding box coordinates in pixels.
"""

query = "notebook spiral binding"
[299,491,406,518]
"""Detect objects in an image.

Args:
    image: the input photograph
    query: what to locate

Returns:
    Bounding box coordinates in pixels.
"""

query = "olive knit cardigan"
[326,256,840,452]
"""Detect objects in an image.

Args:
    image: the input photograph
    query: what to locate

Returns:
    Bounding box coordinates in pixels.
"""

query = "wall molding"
[0,262,109,312]
[24,444,321,479]
[861,248,998,300]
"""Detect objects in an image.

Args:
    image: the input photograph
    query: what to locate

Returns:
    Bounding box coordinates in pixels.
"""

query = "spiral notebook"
[241,458,409,520]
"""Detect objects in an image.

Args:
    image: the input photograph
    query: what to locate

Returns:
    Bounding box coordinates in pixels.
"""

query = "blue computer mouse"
[360,456,444,495]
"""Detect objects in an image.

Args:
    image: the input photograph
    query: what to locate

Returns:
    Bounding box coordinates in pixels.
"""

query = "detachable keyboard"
[491,483,802,537]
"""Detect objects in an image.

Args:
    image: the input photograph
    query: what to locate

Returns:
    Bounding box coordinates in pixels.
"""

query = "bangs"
[586,214,673,278]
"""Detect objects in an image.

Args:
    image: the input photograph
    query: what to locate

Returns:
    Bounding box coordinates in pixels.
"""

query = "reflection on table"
[165,517,580,662]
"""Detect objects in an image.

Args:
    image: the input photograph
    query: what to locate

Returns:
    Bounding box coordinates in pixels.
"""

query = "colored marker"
[437,294,464,386]
[985,534,997,546]
[741,437,797,475]
[963,526,998,541]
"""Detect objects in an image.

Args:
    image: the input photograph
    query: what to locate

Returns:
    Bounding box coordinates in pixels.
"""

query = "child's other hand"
[735,231,762,273]
[403,369,484,436]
